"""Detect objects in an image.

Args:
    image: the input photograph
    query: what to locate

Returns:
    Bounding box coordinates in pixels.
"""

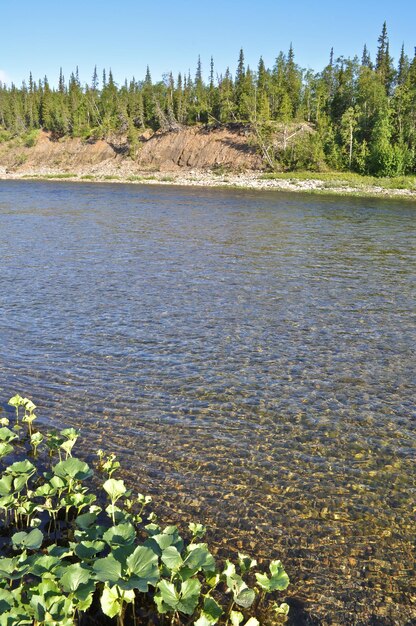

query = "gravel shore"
[1,168,416,200]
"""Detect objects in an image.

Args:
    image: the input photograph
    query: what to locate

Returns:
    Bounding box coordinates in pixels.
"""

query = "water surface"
[0,181,415,625]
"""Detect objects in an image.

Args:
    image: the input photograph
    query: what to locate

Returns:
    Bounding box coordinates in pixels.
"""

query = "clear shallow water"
[0,180,415,624]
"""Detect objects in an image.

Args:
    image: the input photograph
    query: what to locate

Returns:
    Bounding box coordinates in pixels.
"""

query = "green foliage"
[0,395,290,626]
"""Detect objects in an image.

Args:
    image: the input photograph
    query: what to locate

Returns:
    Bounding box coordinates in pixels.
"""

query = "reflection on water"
[0,181,415,624]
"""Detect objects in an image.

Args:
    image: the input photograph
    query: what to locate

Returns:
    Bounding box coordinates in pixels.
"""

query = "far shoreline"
[1,169,416,201]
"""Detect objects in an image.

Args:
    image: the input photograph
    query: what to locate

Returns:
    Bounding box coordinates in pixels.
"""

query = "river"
[0,180,415,625]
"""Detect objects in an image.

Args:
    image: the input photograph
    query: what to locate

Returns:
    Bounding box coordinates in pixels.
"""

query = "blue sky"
[1,0,415,87]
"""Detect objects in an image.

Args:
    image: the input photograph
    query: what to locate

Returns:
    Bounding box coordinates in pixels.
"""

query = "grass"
[260,170,416,191]
[43,172,77,179]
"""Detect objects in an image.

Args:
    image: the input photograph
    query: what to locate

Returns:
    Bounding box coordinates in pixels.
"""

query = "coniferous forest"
[1,23,416,176]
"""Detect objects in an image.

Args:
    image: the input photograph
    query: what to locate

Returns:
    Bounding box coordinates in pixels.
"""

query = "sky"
[1,0,415,87]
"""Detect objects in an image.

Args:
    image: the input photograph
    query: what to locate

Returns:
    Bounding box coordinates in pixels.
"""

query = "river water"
[0,181,415,625]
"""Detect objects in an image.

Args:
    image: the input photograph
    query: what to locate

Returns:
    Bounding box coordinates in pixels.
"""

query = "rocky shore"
[2,168,416,199]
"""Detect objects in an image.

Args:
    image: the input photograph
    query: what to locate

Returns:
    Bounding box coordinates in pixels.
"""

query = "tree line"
[1,22,416,176]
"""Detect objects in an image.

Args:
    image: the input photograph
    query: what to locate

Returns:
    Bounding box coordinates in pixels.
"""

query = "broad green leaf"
[103,523,136,546]
[177,578,201,615]
[225,570,256,609]
[75,510,99,530]
[25,554,61,577]
[50,475,66,490]
[30,432,43,445]
[100,584,122,619]
[93,554,123,584]
[47,596,73,622]
[73,540,106,560]
[0,427,18,443]
[194,617,213,626]
[145,522,161,535]
[22,399,36,412]
[100,584,134,618]
[189,522,206,538]
[60,428,79,440]
[157,580,178,610]
[194,596,223,625]
[12,528,43,550]
[22,413,37,424]
[60,563,91,592]
[47,545,74,558]
[29,595,46,622]
[0,557,30,580]
[13,474,31,493]
[184,543,215,572]
[60,440,76,456]
[235,586,256,608]
[146,532,175,551]
[0,475,13,496]
[238,553,257,574]
[7,460,36,475]
[74,580,95,610]
[223,559,236,578]
[53,458,93,481]
[273,602,290,616]
[254,572,270,590]
[0,611,32,626]
[0,495,15,510]
[34,482,56,497]
[255,560,289,592]
[269,560,290,590]
[8,395,24,408]
[37,578,61,597]
[230,611,244,626]
[161,545,183,571]
[0,589,14,613]
[126,545,159,589]
[66,492,96,511]
[103,478,126,501]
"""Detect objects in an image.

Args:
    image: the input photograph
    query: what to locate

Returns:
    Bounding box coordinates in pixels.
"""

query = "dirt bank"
[0,126,261,177]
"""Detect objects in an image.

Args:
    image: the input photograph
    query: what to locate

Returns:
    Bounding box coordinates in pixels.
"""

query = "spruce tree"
[376,22,395,93]
[361,44,372,68]
[91,65,99,91]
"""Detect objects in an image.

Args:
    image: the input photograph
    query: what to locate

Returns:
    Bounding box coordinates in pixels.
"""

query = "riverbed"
[0,180,414,625]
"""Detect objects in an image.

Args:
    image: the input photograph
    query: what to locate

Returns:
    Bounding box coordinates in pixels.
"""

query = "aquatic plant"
[0,395,290,625]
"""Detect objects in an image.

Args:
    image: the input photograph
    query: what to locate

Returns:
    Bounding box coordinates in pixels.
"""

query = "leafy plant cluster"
[0,23,416,176]
[0,395,290,626]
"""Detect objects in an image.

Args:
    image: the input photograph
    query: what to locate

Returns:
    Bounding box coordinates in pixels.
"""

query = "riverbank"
[2,168,416,200]
[1,128,416,199]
